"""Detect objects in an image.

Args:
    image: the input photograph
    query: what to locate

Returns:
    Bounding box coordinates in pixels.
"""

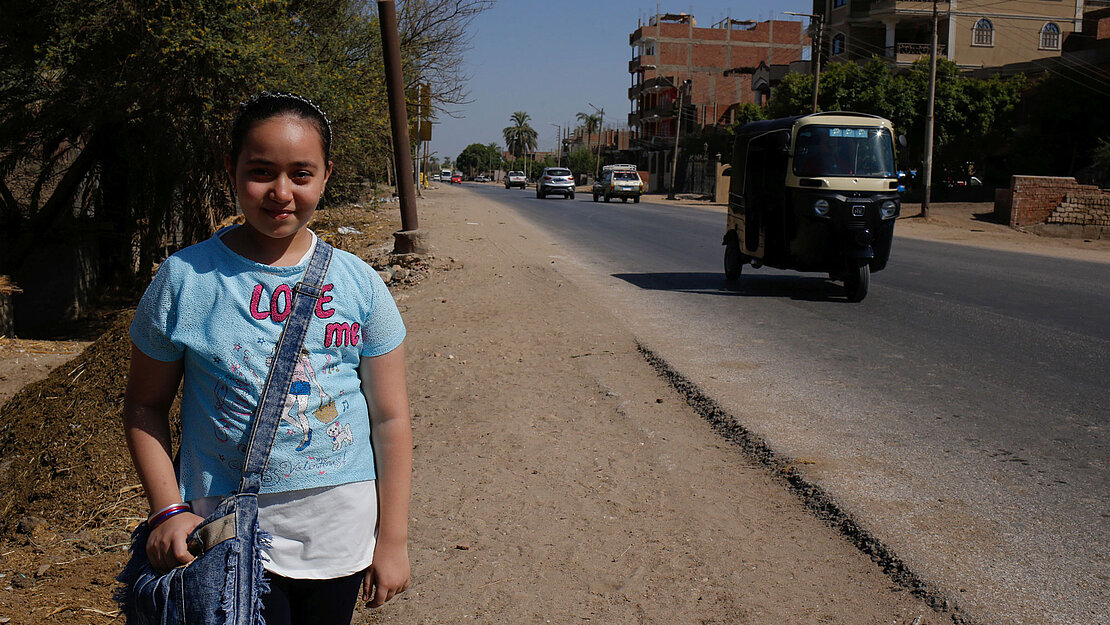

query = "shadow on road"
[611,272,849,301]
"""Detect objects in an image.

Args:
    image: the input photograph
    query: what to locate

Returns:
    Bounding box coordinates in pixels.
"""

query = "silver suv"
[536,168,575,199]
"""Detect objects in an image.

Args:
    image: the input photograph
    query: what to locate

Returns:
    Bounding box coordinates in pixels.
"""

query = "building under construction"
[627,12,811,192]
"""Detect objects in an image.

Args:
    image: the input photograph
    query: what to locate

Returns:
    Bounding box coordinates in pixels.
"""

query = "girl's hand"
[362,541,410,608]
[145,512,205,572]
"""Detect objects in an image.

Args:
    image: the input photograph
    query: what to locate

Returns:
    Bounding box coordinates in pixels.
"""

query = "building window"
[833,0,846,7]
[832,33,846,55]
[972,19,993,47]
[1040,23,1060,50]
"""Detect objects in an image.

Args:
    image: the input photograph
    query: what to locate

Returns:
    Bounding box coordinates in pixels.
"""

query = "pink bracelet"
[149,503,191,528]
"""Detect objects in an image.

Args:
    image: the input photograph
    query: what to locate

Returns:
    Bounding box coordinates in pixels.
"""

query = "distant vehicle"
[450,172,462,184]
[504,171,527,189]
[724,111,900,302]
[592,164,643,203]
[536,167,575,199]
[475,174,490,182]
[441,169,452,182]
[431,173,441,182]
[948,176,983,187]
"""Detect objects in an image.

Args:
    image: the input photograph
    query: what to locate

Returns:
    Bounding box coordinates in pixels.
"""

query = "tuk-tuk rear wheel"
[844,261,870,302]
[724,238,744,281]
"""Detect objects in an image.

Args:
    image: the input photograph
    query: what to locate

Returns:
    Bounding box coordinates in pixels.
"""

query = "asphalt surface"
[464,183,1110,625]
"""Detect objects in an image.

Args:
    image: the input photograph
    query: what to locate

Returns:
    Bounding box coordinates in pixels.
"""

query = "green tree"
[502,111,537,159]
[1009,71,1110,179]
[455,142,500,177]
[1089,137,1110,187]
[486,142,503,174]
[0,0,493,321]
[566,146,594,176]
[730,102,768,129]
[576,111,601,155]
[763,58,1023,185]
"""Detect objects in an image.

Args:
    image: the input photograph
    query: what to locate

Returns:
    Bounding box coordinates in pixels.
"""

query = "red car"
[450,173,463,184]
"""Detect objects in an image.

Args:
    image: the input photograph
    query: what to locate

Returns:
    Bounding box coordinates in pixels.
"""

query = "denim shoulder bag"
[117,238,334,625]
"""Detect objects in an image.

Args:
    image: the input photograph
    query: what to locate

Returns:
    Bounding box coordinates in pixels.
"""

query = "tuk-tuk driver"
[798,133,852,177]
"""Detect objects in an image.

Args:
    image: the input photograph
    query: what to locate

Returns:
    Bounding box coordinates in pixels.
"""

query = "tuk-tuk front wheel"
[724,237,744,281]
[843,261,870,302]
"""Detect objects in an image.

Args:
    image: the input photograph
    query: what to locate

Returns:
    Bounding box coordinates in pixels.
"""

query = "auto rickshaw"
[722,112,901,302]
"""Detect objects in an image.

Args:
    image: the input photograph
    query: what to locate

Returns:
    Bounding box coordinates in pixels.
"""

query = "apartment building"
[816,0,1086,69]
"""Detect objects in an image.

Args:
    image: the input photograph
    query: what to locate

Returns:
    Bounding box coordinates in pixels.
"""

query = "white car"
[505,171,527,189]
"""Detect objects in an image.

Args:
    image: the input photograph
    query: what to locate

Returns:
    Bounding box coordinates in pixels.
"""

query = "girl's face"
[227,115,332,242]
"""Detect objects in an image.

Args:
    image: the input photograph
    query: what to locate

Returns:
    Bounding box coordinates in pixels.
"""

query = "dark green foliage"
[456,142,501,176]
[0,0,491,297]
[566,147,594,177]
[764,58,1025,185]
[1009,72,1110,182]
[0,0,396,288]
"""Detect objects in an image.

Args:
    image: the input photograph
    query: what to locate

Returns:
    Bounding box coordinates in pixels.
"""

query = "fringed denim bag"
[117,239,334,625]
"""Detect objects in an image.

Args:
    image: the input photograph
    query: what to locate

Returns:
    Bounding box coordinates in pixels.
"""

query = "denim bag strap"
[238,237,334,494]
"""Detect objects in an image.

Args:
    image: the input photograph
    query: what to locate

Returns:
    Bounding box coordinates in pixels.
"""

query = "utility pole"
[921,0,938,219]
[668,79,690,200]
[785,11,823,112]
[378,0,422,253]
[810,13,823,113]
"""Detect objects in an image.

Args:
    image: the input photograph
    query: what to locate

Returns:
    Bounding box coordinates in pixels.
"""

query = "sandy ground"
[0,191,1104,624]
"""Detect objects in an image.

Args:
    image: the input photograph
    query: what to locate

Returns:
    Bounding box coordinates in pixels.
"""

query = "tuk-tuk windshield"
[794,125,895,178]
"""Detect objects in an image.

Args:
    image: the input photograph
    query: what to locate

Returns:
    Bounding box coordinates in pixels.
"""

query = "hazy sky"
[431,0,813,162]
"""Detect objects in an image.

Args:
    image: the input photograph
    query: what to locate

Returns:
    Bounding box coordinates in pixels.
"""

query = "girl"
[123,92,411,625]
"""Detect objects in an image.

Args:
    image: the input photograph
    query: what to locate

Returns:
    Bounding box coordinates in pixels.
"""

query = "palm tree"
[502,111,538,160]
[576,111,600,156]
[486,142,501,178]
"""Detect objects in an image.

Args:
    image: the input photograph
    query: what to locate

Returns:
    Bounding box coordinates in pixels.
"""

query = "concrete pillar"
[947,0,957,60]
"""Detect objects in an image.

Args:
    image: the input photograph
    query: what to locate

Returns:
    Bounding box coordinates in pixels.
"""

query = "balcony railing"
[629,55,656,73]
[885,42,946,58]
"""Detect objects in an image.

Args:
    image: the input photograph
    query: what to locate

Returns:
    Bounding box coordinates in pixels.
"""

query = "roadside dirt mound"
[0,311,140,536]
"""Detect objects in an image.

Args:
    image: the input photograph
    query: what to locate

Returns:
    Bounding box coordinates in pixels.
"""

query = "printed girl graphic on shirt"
[269,347,326,452]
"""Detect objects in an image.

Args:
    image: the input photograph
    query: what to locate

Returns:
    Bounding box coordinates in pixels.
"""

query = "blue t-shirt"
[130,228,406,501]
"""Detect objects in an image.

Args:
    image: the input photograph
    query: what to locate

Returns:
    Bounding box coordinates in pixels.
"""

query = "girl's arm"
[123,343,204,570]
[359,344,412,607]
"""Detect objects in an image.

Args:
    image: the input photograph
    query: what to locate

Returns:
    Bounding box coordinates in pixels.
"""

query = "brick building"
[627,13,810,190]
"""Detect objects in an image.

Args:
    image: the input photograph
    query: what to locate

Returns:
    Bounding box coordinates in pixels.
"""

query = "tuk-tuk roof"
[735,111,892,139]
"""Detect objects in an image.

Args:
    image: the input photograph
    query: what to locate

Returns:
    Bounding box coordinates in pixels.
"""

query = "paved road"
[463,184,1109,625]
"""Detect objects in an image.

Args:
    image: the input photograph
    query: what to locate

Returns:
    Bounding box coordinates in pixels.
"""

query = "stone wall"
[997,176,1110,231]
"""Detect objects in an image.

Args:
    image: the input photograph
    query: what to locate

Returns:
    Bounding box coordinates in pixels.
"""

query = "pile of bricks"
[997,175,1110,229]
[1048,191,1110,228]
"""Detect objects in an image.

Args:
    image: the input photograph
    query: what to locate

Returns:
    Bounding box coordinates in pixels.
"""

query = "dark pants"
[261,571,364,625]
